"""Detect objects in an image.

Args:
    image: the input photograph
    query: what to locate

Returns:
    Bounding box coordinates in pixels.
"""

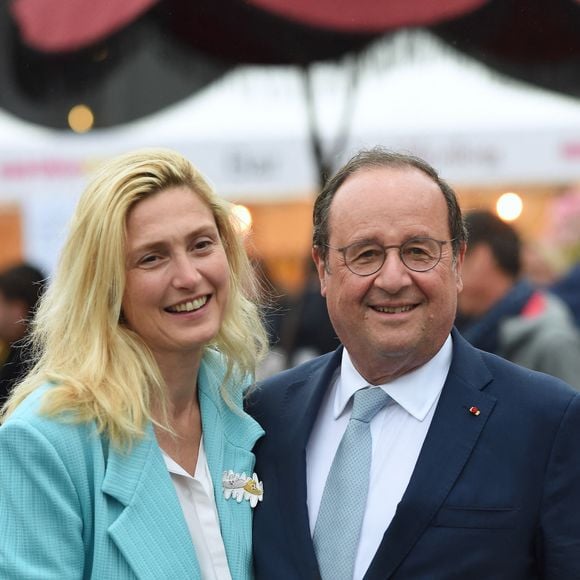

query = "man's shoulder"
[471,344,579,413]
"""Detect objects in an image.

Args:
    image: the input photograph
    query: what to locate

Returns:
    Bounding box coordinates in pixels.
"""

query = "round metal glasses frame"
[325,237,456,276]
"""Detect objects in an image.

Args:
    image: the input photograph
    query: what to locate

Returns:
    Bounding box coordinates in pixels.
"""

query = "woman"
[0,149,268,579]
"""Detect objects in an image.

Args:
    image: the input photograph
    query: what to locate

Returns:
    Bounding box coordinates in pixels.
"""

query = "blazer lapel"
[274,349,343,577]
[197,355,265,579]
[102,426,200,579]
[365,331,498,579]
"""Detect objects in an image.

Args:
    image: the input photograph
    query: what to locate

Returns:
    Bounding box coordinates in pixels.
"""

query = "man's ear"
[455,241,467,292]
[312,246,328,297]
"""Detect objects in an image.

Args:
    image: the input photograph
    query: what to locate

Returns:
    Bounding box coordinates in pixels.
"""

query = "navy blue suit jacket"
[247,330,580,579]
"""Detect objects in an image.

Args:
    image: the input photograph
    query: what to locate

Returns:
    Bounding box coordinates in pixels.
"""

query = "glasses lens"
[344,242,384,275]
[401,238,441,271]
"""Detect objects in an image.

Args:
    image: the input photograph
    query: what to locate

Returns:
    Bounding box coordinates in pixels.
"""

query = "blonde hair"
[1,148,268,447]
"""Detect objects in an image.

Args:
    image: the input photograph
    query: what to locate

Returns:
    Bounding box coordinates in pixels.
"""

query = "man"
[248,149,580,579]
[458,210,580,390]
[0,263,45,405]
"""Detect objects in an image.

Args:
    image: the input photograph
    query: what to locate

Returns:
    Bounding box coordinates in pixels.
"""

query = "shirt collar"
[161,436,208,481]
[335,334,453,421]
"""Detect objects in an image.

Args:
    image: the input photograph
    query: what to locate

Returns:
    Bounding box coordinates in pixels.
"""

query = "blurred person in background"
[257,259,340,380]
[277,259,340,367]
[550,261,580,329]
[0,262,45,405]
[545,185,580,330]
[520,241,559,287]
[0,149,268,579]
[252,258,290,380]
[458,210,580,389]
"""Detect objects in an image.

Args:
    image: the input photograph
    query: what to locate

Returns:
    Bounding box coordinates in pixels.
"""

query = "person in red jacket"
[458,210,580,390]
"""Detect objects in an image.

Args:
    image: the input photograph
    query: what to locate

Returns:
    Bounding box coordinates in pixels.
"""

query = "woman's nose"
[171,254,202,289]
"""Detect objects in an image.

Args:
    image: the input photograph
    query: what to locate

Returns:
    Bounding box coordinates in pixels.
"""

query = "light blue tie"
[313,386,391,580]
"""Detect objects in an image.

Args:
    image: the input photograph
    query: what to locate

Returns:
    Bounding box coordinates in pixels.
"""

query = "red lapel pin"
[469,406,481,416]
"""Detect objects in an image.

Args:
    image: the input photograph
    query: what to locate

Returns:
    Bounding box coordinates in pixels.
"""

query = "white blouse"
[162,438,232,580]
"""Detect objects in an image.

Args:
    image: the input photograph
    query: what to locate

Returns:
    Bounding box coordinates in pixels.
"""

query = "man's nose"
[372,248,412,293]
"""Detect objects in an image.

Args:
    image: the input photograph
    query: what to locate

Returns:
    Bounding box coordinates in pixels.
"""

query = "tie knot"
[350,387,390,423]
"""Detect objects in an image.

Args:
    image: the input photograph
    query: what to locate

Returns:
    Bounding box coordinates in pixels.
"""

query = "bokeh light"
[68,105,94,133]
[496,192,523,222]
[232,204,253,233]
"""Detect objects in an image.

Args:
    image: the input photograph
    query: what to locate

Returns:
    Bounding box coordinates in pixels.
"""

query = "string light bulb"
[496,192,523,222]
[231,204,252,233]
[68,105,94,133]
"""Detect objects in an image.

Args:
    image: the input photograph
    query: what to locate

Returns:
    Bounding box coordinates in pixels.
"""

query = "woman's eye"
[193,239,215,252]
[139,254,160,266]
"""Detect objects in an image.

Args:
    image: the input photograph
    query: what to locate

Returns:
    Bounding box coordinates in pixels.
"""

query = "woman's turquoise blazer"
[0,350,264,579]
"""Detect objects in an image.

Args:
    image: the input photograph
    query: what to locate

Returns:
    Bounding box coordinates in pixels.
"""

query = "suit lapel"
[365,332,498,579]
[102,425,200,579]
[197,355,264,579]
[274,349,343,577]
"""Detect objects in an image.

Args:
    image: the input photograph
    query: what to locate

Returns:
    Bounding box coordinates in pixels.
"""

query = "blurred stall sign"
[353,127,580,186]
[3,124,580,275]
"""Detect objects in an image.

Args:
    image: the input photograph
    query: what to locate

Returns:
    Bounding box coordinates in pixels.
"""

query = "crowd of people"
[1,146,579,579]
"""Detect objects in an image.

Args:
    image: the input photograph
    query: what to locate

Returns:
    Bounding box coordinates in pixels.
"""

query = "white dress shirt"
[306,335,453,580]
[162,438,232,580]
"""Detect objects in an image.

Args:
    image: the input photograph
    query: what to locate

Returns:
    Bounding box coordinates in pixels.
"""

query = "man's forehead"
[330,166,444,213]
[336,165,438,195]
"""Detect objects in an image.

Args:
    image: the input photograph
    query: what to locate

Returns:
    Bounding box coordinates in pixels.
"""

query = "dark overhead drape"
[3,0,580,128]
[433,0,580,97]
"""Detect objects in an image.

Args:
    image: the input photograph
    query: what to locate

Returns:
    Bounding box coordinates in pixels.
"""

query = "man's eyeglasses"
[325,237,455,276]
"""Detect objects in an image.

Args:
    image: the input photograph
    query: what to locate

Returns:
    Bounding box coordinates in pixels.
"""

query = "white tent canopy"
[4,32,580,199]
[96,33,580,187]
[3,32,580,271]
